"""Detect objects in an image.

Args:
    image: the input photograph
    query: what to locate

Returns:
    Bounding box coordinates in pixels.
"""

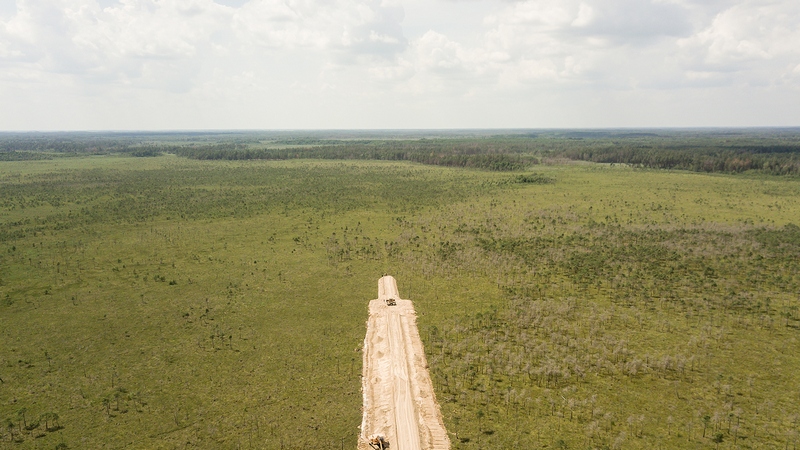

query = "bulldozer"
[368,435,390,449]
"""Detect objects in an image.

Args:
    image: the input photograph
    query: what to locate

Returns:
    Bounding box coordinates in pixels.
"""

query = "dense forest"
[2,129,800,174]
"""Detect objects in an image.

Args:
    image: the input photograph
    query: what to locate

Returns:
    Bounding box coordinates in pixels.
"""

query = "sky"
[0,0,798,130]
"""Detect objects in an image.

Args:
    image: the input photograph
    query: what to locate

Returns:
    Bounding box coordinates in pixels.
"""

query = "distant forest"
[2,129,800,175]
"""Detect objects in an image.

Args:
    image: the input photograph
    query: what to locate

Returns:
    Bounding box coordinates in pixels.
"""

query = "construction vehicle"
[379,276,399,307]
[368,435,390,449]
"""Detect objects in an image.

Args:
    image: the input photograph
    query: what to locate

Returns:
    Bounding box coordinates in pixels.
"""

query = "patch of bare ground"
[360,276,450,450]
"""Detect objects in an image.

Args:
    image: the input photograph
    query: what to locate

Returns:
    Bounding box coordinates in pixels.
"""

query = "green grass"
[412,166,800,449]
[1,156,799,449]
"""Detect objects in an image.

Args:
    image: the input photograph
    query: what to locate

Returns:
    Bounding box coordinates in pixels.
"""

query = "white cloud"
[0,0,798,129]
[375,0,800,94]
[233,0,406,56]
[666,0,800,93]
[414,31,465,71]
[0,0,406,87]
[571,3,594,28]
[680,2,800,66]
[0,0,232,92]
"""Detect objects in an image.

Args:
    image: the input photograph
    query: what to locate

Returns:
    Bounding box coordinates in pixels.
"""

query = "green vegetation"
[415,167,800,449]
[3,128,800,174]
[1,131,800,449]
[553,130,800,175]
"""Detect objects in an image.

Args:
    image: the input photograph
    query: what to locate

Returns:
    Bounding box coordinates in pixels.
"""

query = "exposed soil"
[359,276,450,450]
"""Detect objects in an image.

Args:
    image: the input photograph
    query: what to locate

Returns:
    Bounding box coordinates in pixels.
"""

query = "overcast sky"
[1,0,798,130]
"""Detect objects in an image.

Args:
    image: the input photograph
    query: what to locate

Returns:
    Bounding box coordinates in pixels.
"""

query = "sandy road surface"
[360,276,450,450]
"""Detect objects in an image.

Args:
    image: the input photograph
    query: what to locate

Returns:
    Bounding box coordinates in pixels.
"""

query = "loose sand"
[359,276,450,450]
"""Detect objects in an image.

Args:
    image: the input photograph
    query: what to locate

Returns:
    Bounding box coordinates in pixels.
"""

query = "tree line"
[171,141,531,171]
[3,130,800,174]
[559,145,800,175]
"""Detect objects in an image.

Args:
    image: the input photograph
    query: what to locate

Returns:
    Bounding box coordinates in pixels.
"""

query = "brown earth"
[359,276,450,450]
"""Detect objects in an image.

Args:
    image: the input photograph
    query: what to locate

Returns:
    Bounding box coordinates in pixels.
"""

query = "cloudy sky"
[1,0,798,130]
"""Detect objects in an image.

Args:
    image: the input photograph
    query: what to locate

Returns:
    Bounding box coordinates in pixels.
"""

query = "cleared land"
[360,276,449,450]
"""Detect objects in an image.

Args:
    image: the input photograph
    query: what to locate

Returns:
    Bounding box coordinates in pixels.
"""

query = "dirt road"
[360,276,450,450]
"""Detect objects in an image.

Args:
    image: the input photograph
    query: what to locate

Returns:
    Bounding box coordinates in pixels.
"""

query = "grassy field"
[1,154,799,449]
[413,166,800,449]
